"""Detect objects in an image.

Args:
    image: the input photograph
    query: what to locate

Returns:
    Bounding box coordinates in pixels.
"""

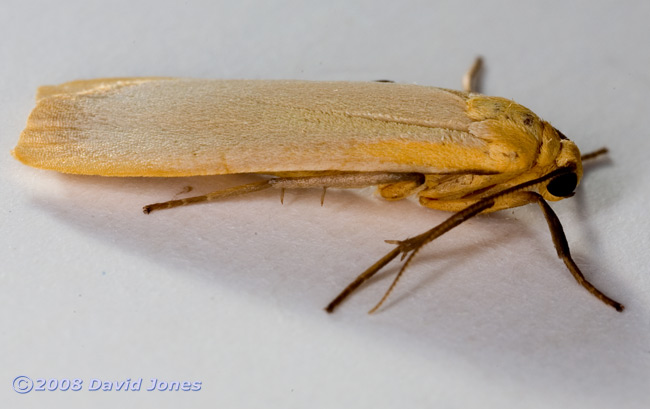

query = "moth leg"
[325,194,497,313]
[268,172,423,205]
[143,180,273,214]
[371,191,625,313]
[525,192,624,312]
[269,172,422,191]
[462,56,483,93]
[144,172,423,214]
[325,246,402,314]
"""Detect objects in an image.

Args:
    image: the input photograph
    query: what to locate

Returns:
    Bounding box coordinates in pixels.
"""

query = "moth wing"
[14,78,536,177]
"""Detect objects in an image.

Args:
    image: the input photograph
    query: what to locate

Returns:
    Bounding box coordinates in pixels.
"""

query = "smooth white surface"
[2,1,649,408]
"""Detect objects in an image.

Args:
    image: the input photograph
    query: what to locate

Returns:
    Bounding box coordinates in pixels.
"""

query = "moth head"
[540,131,583,201]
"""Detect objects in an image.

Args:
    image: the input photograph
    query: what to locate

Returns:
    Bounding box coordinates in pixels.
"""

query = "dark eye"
[546,173,578,197]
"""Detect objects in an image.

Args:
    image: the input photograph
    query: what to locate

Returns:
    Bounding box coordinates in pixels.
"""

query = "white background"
[2,1,649,408]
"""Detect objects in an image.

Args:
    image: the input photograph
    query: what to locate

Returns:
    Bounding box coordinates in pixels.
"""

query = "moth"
[13,59,623,313]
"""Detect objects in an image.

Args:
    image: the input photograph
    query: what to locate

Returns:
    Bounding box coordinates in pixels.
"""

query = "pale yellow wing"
[14,78,541,177]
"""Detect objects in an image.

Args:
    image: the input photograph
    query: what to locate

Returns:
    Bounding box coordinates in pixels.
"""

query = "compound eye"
[546,173,578,197]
